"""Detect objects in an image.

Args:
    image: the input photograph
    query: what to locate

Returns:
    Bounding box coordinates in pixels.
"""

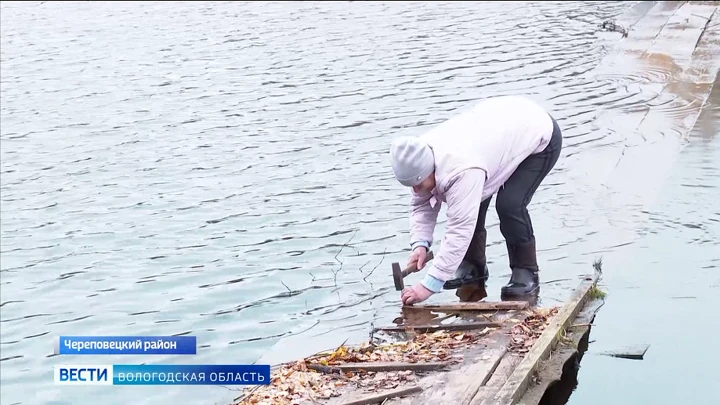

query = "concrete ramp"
[565,1,720,237]
[602,2,719,209]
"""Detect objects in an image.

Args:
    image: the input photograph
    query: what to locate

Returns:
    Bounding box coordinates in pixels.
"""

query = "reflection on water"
[455,283,489,303]
[1,1,718,404]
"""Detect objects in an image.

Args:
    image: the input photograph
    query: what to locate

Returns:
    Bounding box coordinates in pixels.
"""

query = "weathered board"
[516,297,605,405]
[473,273,601,405]
[404,301,530,312]
[598,344,651,360]
[373,321,502,333]
[410,347,508,405]
[310,361,451,373]
[340,385,422,405]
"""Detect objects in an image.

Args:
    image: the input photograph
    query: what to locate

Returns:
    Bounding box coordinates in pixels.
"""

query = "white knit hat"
[390,136,435,187]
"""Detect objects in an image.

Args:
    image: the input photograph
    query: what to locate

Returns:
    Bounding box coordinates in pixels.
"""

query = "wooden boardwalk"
[234,269,603,405]
[331,273,602,405]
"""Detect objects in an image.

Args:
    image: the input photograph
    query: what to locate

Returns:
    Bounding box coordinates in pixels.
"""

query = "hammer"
[392,251,434,291]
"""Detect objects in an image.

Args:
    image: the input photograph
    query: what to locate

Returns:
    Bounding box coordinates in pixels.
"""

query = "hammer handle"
[401,251,434,278]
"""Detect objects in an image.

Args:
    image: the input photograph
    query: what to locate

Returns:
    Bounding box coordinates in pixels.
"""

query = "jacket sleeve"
[409,189,441,247]
[422,169,486,290]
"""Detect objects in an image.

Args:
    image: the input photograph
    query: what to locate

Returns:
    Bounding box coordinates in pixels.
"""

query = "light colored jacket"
[409,96,555,291]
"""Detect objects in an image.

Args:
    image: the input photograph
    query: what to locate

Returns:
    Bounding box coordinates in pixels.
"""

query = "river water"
[1,1,717,405]
[566,70,720,405]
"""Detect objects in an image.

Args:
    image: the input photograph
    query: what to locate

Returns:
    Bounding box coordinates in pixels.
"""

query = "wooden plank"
[405,301,529,312]
[473,273,600,405]
[310,361,450,373]
[445,348,507,405]
[341,385,422,405]
[515,299,605,405]
[373,322,501,333]
[598,344,651,360]
[404,347,508,405]
[472,352,523,403]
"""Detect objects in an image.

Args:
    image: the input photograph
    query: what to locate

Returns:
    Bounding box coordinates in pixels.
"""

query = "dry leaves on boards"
[236,328,495,405]
[507,306,559,354]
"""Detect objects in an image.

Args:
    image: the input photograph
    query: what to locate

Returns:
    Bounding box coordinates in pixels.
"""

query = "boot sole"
[442,276,488,290]
[500,284,540,297]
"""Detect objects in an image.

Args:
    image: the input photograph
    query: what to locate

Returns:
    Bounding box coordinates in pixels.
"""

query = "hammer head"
[392,262,404,291]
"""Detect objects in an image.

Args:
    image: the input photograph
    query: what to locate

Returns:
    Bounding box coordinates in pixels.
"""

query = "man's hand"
[407,247,427,273]
[401,282,435,305]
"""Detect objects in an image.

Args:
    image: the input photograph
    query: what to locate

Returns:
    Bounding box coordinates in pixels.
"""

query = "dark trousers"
[462,115,562,272]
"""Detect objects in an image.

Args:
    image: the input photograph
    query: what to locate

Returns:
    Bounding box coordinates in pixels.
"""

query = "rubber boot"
[443,261,489,290]
[443,229,490,290]
[500,239,540,297]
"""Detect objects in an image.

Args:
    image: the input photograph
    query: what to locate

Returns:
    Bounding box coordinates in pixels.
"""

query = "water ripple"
[0,1,692,404]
